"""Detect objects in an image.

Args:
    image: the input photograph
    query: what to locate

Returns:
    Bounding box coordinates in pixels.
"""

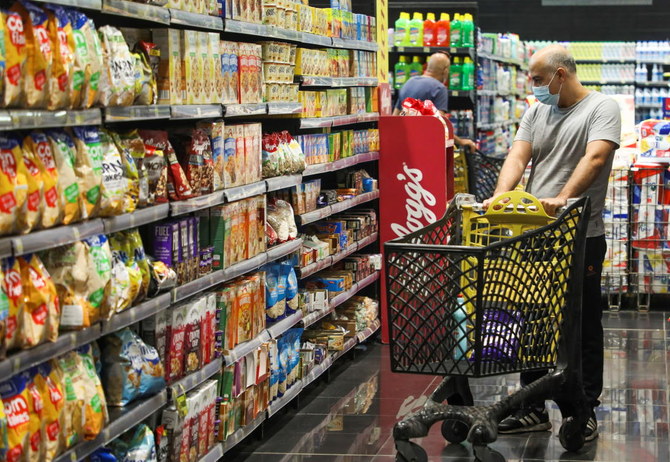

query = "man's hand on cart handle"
[538,197,568,217]
[482,194,510,211]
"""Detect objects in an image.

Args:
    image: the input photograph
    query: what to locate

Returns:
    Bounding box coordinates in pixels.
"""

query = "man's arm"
[393,108,401,115]
[539,139,617,216]
[484,140,532,206]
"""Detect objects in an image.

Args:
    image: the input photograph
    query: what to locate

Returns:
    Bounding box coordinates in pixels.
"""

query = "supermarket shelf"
[199,444,224,462]
[32,0,101,9]
[170,357,222,397]
[172,271,224,303]
[54,390,169,462]
[0,109,102,131]
[354,232,379,251]
[635,156,670,164]
[391,46,474,57]
[222,412,267,454]
[296,190,379,226]
[224,19,266,36]
[222,252,268,281]
[266,174,303,192]
[636,103,663,109]
[477,89,523,98]
[301,32,333,47]
[331,243,358,265]
[267,102,303,115]
[102,0,170,24]
[104,105,171,122]
[478,51,525,67]
[225,181,267,202]
[223,331,271,364]
[575,58,636,63]
[303,355,333,386]
[0,237,11,259]
[331,37,378,52]
[265,238,303,262]
[298,256,335,279]
[356,319,381,343]
[171,104,224,120]
[299,112,379,129]
[170,191,226,216]
[11,219,104,256]
[102,203,170,233]
[581,80,636,85]
[637,59,670,65]
[224,103,268,118]
[299,116,334,129]
[267,380,303,417]
[477,119,521,130]
[448,90,475,100]
[303,151,380,176]
[101,293,172,335]
[169,9,223,30]
[332,337,357,362]
[0,325,101,380]
[267,311,304,339]
[298,76,379,88]
[636,81,669,87]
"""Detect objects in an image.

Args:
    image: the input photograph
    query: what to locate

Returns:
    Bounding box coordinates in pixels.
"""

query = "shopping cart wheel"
[395,440,427,462]
[473,444,505,462]
[441,419,469,444]
[558,416,585,452]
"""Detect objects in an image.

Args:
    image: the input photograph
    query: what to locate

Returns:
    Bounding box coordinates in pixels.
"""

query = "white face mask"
[533,70,562,106]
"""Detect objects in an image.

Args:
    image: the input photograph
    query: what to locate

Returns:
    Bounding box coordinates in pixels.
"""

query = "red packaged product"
[165,305,187,383]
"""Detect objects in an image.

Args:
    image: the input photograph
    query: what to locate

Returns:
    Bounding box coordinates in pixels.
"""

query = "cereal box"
[243,123,262,184]
[236,279,253,344]
[211,205,230,270]
[184,298,203,375]
[197,32,209,104]
[208,33,220,104]
[182,30,199,104]
[151,221,180,269]
[153,28,182,105]
[233,124,247,186]
[166,304,187,382]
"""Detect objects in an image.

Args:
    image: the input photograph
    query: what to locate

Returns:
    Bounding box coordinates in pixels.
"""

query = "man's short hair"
[546,51,577,74]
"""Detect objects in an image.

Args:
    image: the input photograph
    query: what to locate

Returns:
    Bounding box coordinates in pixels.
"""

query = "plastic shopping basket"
[385,191,591,462]
[466,150,505,202]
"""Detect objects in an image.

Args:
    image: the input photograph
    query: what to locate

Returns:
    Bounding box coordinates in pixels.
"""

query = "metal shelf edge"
[101,293,172,335]
[223,330,271,365]
[169,357,222,397]
[222,412,267,453]
[267,380,303,417]
[267,311,303,339]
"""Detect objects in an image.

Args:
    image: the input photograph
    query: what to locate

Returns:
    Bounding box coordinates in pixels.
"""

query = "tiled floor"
[228,311,670,461]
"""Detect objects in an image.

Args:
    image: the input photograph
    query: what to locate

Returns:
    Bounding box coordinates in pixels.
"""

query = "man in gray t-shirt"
[486,45,621,441]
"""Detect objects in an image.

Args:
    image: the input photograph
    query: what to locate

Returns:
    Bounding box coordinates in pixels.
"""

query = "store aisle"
[229,311,669,462]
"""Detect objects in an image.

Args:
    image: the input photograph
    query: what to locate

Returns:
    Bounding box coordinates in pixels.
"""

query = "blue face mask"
[533,70,562,106]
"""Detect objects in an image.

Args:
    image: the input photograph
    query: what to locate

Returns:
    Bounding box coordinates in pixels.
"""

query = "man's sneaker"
[498,408,552,434]
[584,411,599,442]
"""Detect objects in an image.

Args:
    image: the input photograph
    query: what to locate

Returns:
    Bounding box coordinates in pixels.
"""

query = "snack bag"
[45,129,80,224]
[35,362,65,461]
[139,130,192,201]
[41,241,93,329]
[126,229,150,303]
[107,250,131,317]
[72,126,103,219]
[109,131,140,213]
[132,52,156,105]
[55,353,85,449]
[125,424,157,462]
[18,142,43,234]
[3,258,22,352]
[98,130,126,217]
[196,121,224,192]
[0,266,8,360]
[12,0,51,109]
[0,372,32,462]
[67,10,102,108]
[77,344,108,440]
[109,232,140,309]
[2,9,26,107]
[23,131,61,229]
[0,398,8,461]
[97,25,134,107]
[26,368,44,461]
[0,134,26,235]
[138,131,170,204]
[19,253,60,348]
[45,5,71,110]
[83,234,112,322]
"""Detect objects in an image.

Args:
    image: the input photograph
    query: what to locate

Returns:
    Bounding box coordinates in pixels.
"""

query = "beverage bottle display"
[409,12,424,46]
[409,56,423,78]
[423,13,436,47]
[461,57,475,90]
[436,13,450,47]
[450,13,462,47]
[394,56,409,89]
[461,14,475,48]
[636,63,648,83]
[394,12,410,47]
[450,57,463,90]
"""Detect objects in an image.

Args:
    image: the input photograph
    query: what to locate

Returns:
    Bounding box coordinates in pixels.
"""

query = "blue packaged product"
[282,262,298,315]
[264,263,286,323]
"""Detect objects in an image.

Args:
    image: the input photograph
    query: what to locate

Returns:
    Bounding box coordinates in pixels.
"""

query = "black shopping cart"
[385,191,591,462]
[466,150,506,202]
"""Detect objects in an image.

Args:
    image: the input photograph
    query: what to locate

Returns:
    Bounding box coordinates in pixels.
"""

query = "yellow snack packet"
[3,258,23,352]
[18,254,58,348]
[71,126,103,220]
[45,5,73,110]
[18,142,43,234]
[76,344,108,440]
[45,129,80,225]
[34,362,65,461]
[2,9,27,107]
[0,134,27,235]
[23,131,61,229]
[55,353,85,449]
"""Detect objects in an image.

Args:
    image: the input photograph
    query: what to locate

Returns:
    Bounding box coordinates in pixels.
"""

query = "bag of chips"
[19,253,59,348]
[132,52,156,105]
[139,130,192,201]
[76,344,108,440]
[0,397,8,461]
[126,424,157,462]
[138,131,170,204]
[26,368,44,461]
[109,131,140,213]
[0,371,32,462]
[83,234,112,322]
[98,130,126,217]
[12,0,51,109]
[126,229,150,303]
[72,126,103,219]
[97,25,134,107]
[3,258,22,352]
[55,352,85,449]
[2,9,26,107]
[67,10,102,108]
[18,141,44,234]
[45,5,73,110]
[109,232,140,311]
[23,131,61,229]
[45,129,80,224]
[0,266,8,360]
[34,362,65,461]
[0,134,27,235]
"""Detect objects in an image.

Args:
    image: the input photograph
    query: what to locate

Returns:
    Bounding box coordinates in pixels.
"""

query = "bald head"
[530,44,577,75]
[425,52,450,83]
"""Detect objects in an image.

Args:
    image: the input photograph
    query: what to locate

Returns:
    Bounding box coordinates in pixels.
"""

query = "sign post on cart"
[379,115,454,343]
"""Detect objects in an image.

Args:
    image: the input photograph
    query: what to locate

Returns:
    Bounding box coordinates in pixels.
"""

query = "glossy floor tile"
[228,312,670,461]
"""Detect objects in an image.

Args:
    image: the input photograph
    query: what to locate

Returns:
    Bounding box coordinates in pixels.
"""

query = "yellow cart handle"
[484,191,554,225]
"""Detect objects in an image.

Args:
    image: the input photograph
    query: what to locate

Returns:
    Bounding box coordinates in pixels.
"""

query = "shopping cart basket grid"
[385,192,590,462]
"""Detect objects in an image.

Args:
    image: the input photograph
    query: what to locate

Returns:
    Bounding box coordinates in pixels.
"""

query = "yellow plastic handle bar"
[484,191,554,225]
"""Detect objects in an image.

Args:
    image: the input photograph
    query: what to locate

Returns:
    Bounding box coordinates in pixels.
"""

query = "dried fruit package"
[34,362,65,461]
[76,344,108,440]
[19,142,43,234]
[41,241,93,329]
[98,25,134,107]
[23,131,61,229]
[83,234,112,322]
[55,352,85,449]
[67,10,102,108]
[138,130,192,201]
[98,130,126,217]
[0,134,27,235]
[19,254,59,348]
[138,130,170,204]
[196,121,224,192]
[72,126,103,219]
[3,258,23,352]
[45,5,73,110]
[45,129,80,224]
[2,9,26,107]
[109,131,140,213]
[0,371,31,462]
[12,0,51,109]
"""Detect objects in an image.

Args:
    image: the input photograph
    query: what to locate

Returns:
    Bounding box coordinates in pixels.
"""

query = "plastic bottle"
[636,63,647,83]
[394,12,410,47]
[409,56,423,78]
[461,57,474,90]
[461,13,475,48]
[435,13,450,47]
[449,57,462,90]
[450,13,462,48]
[409,12,424,46]
[423,13,436,47]
[394,56,409,90]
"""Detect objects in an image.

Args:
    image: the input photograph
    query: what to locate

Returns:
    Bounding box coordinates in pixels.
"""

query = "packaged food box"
[153,28,183,104]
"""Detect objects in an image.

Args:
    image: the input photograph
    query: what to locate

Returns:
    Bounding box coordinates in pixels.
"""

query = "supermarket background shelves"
[171,104,224,119]
[267,311,304,339]
[477,51,525,67]
[11,219,105,256]
[356,319,381,342]
[102,0,170,24]
[32,0,101,9]
[223,331,272,365]
[477,119,521,130]
[199,444,224,462]
[575,58,636,63]
[295,190,380,226]
[224,180,268,202]
[101,293,172,335]
[267,380,304,417]
[298,76,379,87]
[102,203,171,233]
[581,80,635,85]
[299,113,380,129]
[223,413,267,454]
[636,81,670,88]
[391,46,475,57]
[169,357,223,397]
[303,152,380,176]
[170,191,227,217]
[266,174,303,192]
[104,105,171,122]
[267,102,303,115]
[169,8,223,30]
[224,103,268,118]
[0,109,102,131]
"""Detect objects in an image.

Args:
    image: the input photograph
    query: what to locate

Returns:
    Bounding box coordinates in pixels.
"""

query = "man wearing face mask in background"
[392,52,477,153]
[485,44,621,441]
